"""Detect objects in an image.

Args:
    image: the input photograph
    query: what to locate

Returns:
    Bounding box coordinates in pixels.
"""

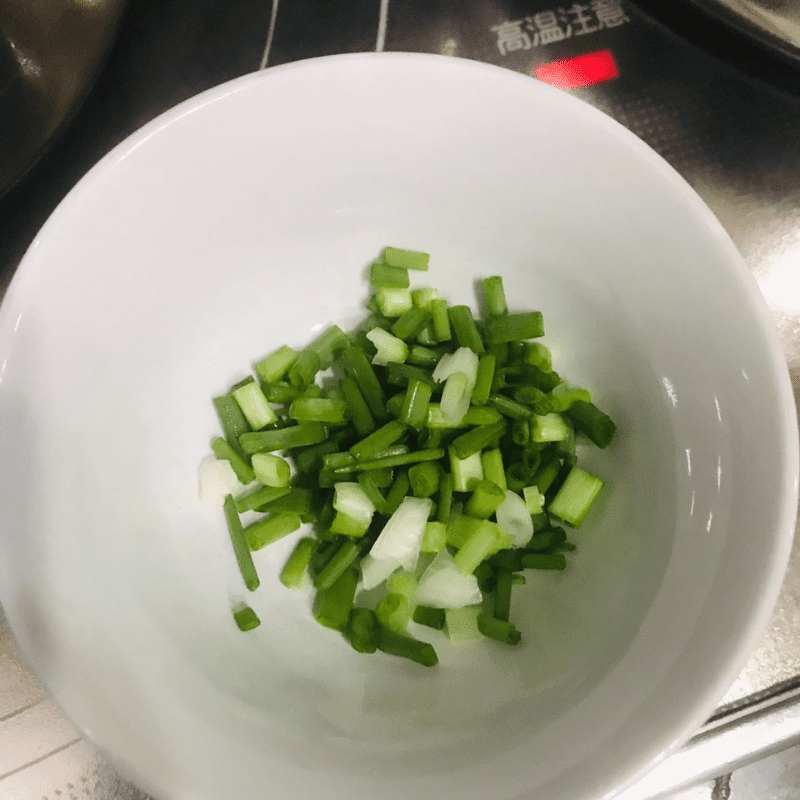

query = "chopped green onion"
[426,403,502,429]
[333,481,375,529]
[369,468,394,488]
[308,536,342,578]
[544,382,592,413]
[447,513,481,549]
[376,593,413,633]
[453,519,507,575]
[421,520,447,553]
[345,607,379,653]
[548,466,604,527]
[474,561,497,592]
[376,627,438,666]
[523,485,545,515]
[445,605,482,642]
[483,276,508,317]
[530,412,571,443]
[313,567,358,631]
[350,419,407,461]
[406,344,441,368]
[384,471,411,516]
[289,396,349,424]
[493,571,513,622]
[314,539,362,590]
[400,379,432,429]
[240,423,326,454]
[370,262,410,288]
[489,393,533,420]
[526,527,567,552]
[477,613,521,645]
[329,509,368,536]
[339,377,377,436]
[413,605,446,630]
[213,393,251,461]
[376,287,413,317]
[449,449,484,492]
[465,479,506,519]
[415,549,481,608]
[416,322,438,345]
[391,307,431,341]
[279,537,315,588]
[263,381,302,404]
[255,345,298,384]
[209,248,616,661]
[383,246,430,271]
[307,325,350,370]
[233,603,261,631]
[512,417,530,445]
[487,342,509,366]
[223,495,259,591]
[412,287,440,308]
[512,384,548,410]
[520,363,561,392]
[234,484,290,513]
[447,305,485,354]
[430,298,451,341]
[385,392,405,419]
[520,553,567,570]
[436,471,454,524]
[471,353,496,406]
[481,448,507,491]
[450,419,507,460]
[288,349,321,390]
[567,400,617,449]
[322,451,356,470]
[523,342,552,372]
[484,312,544,344]
[246,512,302,551]
[389,570,418,600]
[251,453,291,487]
[534,452,562,494]
[211,436,255,484]
[357,472,388,515]
[385,362,437,388]
[408,460,442,498]
[338,347,388,422]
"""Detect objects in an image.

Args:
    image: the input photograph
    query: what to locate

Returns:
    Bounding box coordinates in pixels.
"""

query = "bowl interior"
[0,54,795,800]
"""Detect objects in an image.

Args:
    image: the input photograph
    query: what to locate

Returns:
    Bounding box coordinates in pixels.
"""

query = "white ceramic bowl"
[0,53,796,800]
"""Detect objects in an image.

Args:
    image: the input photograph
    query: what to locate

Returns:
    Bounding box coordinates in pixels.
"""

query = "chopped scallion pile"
[205,247,616,664]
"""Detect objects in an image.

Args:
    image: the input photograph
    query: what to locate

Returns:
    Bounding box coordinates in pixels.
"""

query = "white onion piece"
[415,550,482,608]
[432,350,454,382]
[333,482,375,527]
[433,346,479,391]
[441,372,471,425]
[366,328,408,366]
[198,457,240,507]
[369,496,432,571]
[496,489,534,547]
[360,554,401,590]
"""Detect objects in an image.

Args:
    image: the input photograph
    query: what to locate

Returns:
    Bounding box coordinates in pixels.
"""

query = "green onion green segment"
[205,247,616,666]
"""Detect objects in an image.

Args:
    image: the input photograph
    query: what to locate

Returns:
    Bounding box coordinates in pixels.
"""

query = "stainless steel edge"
[619,681,800,799]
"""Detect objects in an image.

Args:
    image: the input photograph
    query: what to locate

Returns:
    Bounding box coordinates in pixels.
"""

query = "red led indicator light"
[533,50,619,90]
